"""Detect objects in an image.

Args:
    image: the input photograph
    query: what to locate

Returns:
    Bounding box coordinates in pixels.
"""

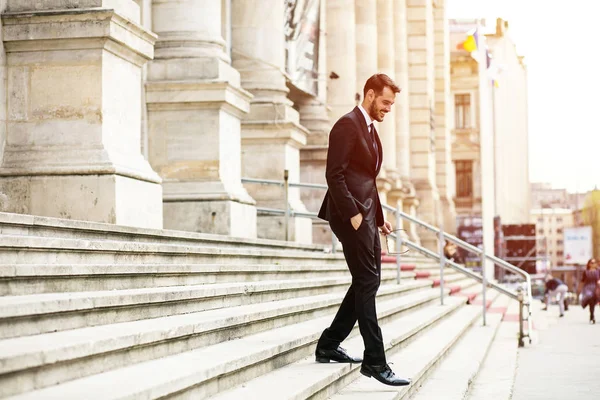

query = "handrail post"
[481,246,487,326]
[438,228,445,306]
[284,170,290,241]
[396,202,402,284]
[518,291,525,347]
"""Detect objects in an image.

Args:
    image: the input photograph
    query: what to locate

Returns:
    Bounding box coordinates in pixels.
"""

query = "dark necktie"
[369,123,379,169]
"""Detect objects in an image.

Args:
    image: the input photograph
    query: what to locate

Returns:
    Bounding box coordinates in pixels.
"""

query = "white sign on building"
[564,226,593,265]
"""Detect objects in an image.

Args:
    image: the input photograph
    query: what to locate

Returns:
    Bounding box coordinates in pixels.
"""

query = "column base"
[0,174,163,229]
[242,109,311,243]
[439,194,457,234]
[413,180,441,251]
[164,199,257,238]
[256,214,313,244]
[300,145,328,244]
[402,196,422,246]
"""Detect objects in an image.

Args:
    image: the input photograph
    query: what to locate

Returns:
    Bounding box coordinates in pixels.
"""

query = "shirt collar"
[358,105,373,128]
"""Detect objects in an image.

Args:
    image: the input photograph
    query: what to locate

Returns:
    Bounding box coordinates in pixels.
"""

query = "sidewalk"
[512,300,600,400]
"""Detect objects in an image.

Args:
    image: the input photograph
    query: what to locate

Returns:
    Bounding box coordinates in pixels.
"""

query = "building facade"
[449,18,530,241]
[531,208,574,268]
[0,0,461,247]
[531,182,588,210]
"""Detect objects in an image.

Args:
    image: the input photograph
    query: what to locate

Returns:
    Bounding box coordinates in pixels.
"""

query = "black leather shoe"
[315,346,362,363]
[360,363,411,386]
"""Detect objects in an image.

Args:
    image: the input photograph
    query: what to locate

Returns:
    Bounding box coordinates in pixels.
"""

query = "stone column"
[146,0,256,238]
[326,0,357,122]
[394,0,412,183]
[388,0,417,234]
[299,0,331,245]
[407,0,439,249]
[376,0,397,181]
[355,0,378,96]
[0,0,163,228]
[232,0,311,243]
[434,0,457,233]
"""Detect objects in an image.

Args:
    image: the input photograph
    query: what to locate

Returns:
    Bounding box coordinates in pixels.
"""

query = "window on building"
[557,250,564,256]
[455,160,473,198]
[557,228,563,234]
[537,217,543,223]
[538,228,544,235]
[557,217,563,223]
[454,94,471,129]
[557,240,563,245]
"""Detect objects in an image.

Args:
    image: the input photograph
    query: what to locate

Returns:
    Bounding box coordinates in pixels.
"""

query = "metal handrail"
[402,238,518,300]
[397,209,531,292]
[388,207,533,342]
[241,177,285,187]
[242,171,533,346]
[289,182,328,190]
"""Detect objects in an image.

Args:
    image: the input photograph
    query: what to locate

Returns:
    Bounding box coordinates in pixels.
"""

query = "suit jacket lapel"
[373,125,383,175]
[352,107,378,167]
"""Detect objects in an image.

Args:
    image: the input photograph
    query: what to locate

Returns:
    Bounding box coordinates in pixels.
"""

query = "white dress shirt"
[357,105,379,169]
[357,105,373,129]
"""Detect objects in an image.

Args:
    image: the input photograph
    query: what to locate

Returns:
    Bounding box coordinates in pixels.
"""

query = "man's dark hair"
[363,73,401,98]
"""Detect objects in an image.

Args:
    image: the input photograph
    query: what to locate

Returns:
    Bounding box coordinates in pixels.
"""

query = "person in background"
[577,258,600,324]
[542,274,569,317]
[443,241,464,264]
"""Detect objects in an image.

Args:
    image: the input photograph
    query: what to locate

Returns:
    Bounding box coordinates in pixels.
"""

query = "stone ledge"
[2,8,156,65]
[241,121,309,147]
[6,1,141,24]
[0,160,163,184]
[145,80,253,117]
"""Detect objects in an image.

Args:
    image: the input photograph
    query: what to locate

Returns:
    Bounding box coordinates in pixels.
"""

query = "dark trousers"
[590,296,597,321]
[316,214,386,365]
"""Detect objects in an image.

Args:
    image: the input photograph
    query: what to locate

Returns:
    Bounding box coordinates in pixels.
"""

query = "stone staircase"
[0,212,517,399]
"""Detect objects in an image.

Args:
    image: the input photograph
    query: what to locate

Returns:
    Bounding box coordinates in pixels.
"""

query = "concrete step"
[0,236,432,273]
[210,289,490,400]
[0,273,415,339]
[0,280,433,375]
[466,300,521,400]
[0,212,328,253]
[410,295,511,400]
[413,268,462,281]
[3,284,470,399]
[0,235,346,266]
[327,289,504,400]
[0,262,416,296]
[0,281,439,396]
[0,213,434,265]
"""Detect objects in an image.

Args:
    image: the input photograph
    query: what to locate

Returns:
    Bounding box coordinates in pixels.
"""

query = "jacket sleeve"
[325,118,360,221]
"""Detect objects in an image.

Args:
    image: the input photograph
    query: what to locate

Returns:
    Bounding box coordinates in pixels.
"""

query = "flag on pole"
[456,32,478,52]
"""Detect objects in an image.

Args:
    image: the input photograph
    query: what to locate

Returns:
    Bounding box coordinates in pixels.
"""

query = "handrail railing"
[388,207,533,339]
[402,238,519,300]
[242,170,533,347]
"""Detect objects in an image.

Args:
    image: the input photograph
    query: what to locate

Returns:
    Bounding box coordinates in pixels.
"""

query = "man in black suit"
[314,74,410,387]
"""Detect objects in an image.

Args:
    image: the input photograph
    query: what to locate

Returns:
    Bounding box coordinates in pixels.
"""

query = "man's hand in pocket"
[351,213,363,230]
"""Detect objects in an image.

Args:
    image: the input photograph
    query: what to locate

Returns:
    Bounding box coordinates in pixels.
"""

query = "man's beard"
[369,102,383,122]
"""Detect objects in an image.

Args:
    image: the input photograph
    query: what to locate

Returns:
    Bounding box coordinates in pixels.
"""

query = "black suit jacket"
[318,107,384,227]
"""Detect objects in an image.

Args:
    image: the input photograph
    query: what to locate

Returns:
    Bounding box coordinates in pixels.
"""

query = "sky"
[447,0,600,193]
